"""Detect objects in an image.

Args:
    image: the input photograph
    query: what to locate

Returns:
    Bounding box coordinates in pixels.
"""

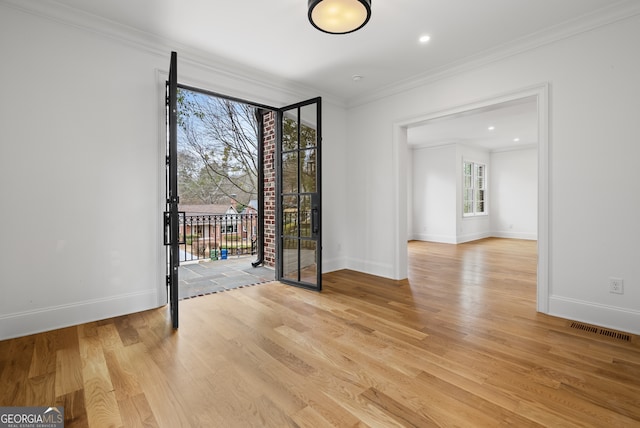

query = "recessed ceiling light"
[513,137,520,142]
[419,35,431,44]
[488,126,495,131]
[352,74,364,81]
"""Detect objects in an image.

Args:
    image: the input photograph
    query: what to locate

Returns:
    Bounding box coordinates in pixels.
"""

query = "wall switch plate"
[609,277,624,294]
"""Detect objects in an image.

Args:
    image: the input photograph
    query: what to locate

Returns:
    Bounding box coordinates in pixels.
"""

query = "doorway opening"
[393,84,549,312]
[163,52,323,328]
[175,87,275,299]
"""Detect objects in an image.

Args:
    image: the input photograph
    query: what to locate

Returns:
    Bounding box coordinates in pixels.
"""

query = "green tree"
[282,117,317,194]
[177,89,258,205]
[176,91,318,209]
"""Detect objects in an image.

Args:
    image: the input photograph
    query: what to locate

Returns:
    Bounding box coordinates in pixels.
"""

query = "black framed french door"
[276,98,322,291]
[163,51,322,329]
[164,51,180,328]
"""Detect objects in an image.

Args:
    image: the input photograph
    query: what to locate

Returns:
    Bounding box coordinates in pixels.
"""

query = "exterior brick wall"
[263,111,276,268]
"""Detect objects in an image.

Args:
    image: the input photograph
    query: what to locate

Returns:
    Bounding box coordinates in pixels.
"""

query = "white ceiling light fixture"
[308,0,372,34]
[419,34,431,44]
[488,126,495,131]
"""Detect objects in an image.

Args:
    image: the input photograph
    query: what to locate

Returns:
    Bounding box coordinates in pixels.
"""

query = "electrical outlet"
[609,277,624,294]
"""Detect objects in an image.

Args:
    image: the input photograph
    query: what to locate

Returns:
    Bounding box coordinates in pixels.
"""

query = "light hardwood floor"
[1,238,639,427]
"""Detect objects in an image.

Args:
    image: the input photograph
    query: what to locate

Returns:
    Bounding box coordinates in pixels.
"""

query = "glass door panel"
[300,148,317,193]
[276,98,321,291]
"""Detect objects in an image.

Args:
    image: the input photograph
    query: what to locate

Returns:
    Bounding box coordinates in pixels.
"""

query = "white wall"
[410,143,493,244]
[0,3,348,339]
[346,14,640,334]
[491,147,537,239]
[411,145,457,243]
[408,144,496,244]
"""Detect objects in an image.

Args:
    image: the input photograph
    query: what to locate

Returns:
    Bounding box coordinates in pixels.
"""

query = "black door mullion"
[295,107,301,283]
[275,108,283,281]
[295,108,302,283]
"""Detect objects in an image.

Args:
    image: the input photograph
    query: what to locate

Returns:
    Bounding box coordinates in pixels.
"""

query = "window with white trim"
[463,161,486,216]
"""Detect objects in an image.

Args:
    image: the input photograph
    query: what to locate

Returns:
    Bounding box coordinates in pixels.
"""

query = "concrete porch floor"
[178,256,275,299]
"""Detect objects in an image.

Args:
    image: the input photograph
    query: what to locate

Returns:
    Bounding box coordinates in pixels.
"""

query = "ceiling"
[28,0,635,152]
[406,96,538,150]
[41,0,632,103]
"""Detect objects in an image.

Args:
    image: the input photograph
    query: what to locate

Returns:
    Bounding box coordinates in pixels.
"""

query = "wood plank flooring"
[1,238,640,427]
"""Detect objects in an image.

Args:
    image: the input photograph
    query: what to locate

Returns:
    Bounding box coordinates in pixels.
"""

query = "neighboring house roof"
[178,204,238,216]
[242,199,258,214]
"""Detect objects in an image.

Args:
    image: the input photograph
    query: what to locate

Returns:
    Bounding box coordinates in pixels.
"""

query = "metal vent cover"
[570,322,631,342]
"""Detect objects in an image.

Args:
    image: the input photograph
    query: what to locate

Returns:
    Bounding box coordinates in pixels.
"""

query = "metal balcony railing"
[179,213,258,262]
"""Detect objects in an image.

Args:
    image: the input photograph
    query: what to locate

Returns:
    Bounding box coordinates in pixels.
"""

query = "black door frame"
[275,98,322,291]
[165,51,179,328]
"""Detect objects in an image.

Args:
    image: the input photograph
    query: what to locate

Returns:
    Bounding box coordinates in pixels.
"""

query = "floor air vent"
[599,329,631,342]
[570,322,598,334]
[570,322,631,342]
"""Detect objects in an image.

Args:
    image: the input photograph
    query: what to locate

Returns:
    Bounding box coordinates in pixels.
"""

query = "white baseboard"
[456,232,492,244]
[549,295,640,335]
[0,289,160,341]
[492,231,538,240]
[411,232,537,244]
[346,257,394,279]
[411,233,457,244]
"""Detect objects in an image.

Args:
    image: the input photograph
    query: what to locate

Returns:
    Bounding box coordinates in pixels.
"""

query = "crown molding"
[491,143,538,154]
[0,0,346,109]
[410,141,459,151]
[5,0,637,111]
[348,0,640,108]
[410,141,537,153]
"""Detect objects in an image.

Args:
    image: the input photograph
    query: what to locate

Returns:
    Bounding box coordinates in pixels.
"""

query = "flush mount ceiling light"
[308,0,372,34]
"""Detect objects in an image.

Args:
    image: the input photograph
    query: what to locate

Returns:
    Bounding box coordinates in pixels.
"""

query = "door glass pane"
[300,148,317,193]
[300,195,312,238]
[300,240,317,285]
[283,195,298,237]
[282,151,298,193]
[300,104,317,149]
[282,110,299,150]
[283,238,299,281]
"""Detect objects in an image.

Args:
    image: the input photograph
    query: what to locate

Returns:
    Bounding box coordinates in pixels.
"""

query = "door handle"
[312,208,319,234]
[163,212,171,245]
